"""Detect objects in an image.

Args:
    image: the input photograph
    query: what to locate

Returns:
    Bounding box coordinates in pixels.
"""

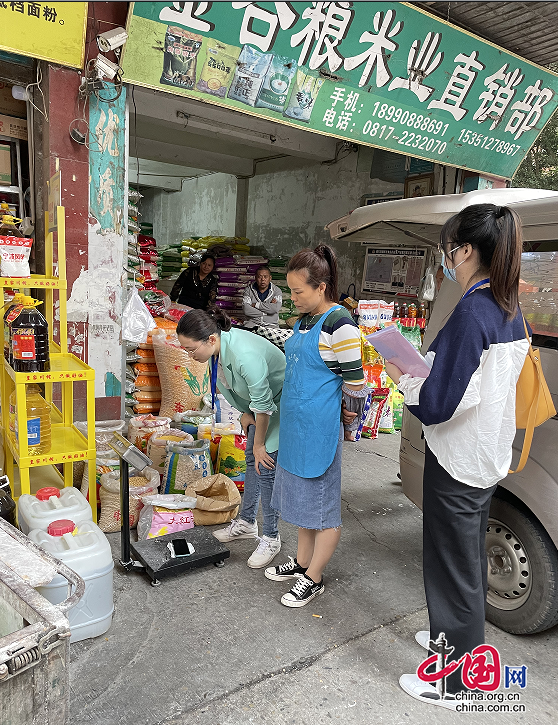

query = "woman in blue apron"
[268,245,365,607]
[177,308,286,569]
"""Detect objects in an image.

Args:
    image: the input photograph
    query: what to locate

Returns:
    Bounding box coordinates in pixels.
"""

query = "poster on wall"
[0,2,87,69]
[362,247,426,298]
[121,2,558,179]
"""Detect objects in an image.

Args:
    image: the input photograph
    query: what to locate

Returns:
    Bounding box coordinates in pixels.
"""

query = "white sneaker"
[212,519,258,543]
[415,630,430,650]
[247,535,281,569]
[399,674,458,711]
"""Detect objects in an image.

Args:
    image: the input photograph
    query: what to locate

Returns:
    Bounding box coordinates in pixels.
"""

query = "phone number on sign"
[457,129,522,155]
[369,102,450,136]
[362,122,448,155]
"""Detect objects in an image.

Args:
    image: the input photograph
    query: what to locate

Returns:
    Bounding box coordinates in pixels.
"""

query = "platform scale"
[108,434,230,587]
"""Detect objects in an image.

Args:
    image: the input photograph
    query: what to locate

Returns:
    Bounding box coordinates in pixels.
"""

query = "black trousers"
[423,444,497,694]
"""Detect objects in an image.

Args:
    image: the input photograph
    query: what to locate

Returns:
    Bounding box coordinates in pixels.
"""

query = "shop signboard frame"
[0,2,87,69]
[361,246,427,299]
[121,1,558,180]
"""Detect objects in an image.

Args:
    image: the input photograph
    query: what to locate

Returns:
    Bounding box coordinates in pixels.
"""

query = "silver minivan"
[329,189,558,634]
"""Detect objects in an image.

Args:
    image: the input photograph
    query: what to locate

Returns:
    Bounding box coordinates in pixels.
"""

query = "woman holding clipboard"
[385,204,529,709]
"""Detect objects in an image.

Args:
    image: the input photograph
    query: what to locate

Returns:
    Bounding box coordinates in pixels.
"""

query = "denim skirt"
[271,426,343,530]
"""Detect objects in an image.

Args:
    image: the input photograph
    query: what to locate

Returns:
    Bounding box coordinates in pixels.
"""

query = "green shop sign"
[121,2,558,179]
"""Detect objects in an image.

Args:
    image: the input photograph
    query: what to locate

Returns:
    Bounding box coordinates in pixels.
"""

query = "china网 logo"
[417,633,527,700]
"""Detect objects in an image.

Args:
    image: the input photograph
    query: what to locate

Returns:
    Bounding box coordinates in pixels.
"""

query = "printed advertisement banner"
[0,2,87,69]
[121,1,558,179]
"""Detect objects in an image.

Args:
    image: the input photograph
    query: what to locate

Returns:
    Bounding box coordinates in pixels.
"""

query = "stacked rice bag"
[215,255,268,321]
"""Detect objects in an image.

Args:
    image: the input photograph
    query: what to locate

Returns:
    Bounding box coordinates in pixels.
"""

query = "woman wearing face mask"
[170,253,218,310]
[385,204,529,710]
[176,308,286,569]
[266,245,365,608]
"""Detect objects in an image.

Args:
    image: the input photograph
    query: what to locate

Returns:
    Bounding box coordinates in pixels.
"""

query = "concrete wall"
[141,172,238,246]
[246,152,402,295]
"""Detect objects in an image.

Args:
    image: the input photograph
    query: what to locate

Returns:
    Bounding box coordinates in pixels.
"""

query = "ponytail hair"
[440,203,522,319]
[176,307,231,341]
[287,244,339,301]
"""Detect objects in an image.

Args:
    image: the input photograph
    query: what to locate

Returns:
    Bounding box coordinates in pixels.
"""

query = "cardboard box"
[0,115,27,141]
[0,83,26,119]
[0,144,11,186]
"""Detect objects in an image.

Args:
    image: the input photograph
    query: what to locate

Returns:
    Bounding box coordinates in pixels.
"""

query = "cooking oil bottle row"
[3,293,52,455]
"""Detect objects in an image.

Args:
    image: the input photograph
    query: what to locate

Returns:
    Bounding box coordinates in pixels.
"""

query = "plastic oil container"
[28,519,114,643]
[10,295,50,372]
[11,383,52,455]
[17,486,93,535]
[4,291,25,362]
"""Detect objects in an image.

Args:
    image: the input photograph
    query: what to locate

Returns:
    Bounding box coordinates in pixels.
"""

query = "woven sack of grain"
[152,329,210,417]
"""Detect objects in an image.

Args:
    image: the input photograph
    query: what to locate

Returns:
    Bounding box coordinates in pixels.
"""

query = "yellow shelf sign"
[0,2,87,69]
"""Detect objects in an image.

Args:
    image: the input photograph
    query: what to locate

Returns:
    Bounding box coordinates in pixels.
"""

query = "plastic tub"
[28,519,114,643]
[17,487,93,535]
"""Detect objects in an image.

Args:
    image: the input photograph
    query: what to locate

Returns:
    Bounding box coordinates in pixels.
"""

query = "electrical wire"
[25,64,48,122]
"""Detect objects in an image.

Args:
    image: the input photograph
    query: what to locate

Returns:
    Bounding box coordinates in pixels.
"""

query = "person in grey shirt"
[243,266,283,329]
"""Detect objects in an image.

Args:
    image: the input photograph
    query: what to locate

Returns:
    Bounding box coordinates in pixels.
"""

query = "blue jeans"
[239,424,279,538]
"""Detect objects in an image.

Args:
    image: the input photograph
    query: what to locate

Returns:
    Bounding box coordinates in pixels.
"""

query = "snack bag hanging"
[160,26,203,90]
[228,45,272,106]
[255,55,297,112]
[197,41,241,98]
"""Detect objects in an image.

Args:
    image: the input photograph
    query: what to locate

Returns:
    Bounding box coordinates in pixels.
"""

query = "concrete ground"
[70,434,558,725]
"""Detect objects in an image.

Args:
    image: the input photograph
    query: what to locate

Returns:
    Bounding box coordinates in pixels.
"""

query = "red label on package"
[12,328,36,360]
[6,305,23,324]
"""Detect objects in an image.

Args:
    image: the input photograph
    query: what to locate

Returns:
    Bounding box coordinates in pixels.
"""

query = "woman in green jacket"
[176,308,286,569]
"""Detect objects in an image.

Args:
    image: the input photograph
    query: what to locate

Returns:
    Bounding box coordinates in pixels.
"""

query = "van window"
[520,251,558,345]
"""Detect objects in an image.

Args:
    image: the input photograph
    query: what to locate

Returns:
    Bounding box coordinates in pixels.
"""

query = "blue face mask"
[441,244,465,283]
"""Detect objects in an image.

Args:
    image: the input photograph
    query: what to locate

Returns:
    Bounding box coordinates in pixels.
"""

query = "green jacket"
[217,328,285,453]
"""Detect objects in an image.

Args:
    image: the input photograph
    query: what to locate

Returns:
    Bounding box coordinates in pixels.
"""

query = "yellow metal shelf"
[5,426,95,468]
[0,275,67,289]
[4,352,95,384]
[0,207,98,521]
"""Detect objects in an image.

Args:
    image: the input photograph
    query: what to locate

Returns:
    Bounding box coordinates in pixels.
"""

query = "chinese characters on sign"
[121,2,558,178]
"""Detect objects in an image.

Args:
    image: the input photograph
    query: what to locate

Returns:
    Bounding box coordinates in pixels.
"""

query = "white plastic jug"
[17,486,93,535]
[28,519,114,643]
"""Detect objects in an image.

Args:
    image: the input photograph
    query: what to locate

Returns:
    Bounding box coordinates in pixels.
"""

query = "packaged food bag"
[152,329,210,417]
[358,300,380,327]
[393,390,405,430]
[361,389,390,440]
[0,236,33,277]
[198,422,242,465]
[397,321,423,351]
[128,414,172,453]
[228,44,271,106]
[255,54,297,112]
[98,467,159,533]
[379,382,396,434]
[184,473,241,525]
[342,386,373,442]
[379,300,395,326]
[197,41,241,98]
[216,434,247,492]
[161,440,212,495]
[283,69,324,121]
[147,430,195,476]
[160,26,203,90]
[135,493,197,540]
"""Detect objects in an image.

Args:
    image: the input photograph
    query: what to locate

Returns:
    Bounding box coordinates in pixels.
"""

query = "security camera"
[95,55,120,81]
[97,27,128,53]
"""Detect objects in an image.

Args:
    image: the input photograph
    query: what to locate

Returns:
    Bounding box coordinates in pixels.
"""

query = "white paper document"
[366,326,432,378]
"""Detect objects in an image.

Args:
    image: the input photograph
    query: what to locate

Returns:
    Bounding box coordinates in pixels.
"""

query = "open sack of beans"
[98,467,159,533]
[151,328,210,417]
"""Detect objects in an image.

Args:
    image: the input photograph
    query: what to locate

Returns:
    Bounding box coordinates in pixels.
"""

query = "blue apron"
[278,306,343,478]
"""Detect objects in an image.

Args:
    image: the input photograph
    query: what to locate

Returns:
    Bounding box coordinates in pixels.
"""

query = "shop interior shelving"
[0,206,97,520]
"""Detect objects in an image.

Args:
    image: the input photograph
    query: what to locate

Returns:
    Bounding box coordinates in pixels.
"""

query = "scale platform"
[130,526,230,586]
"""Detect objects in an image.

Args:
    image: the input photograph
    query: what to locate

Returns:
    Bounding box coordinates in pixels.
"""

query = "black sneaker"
[280,574,325,608]
[264,556,307,581]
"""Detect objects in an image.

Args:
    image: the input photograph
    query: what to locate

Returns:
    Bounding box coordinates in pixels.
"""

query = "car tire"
[485,496,558,635]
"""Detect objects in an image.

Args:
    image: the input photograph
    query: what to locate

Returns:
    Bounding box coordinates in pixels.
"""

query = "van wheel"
[486,497,558,634]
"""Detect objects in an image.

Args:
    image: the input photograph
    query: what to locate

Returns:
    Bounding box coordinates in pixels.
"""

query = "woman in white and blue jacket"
[386,205,529,709]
